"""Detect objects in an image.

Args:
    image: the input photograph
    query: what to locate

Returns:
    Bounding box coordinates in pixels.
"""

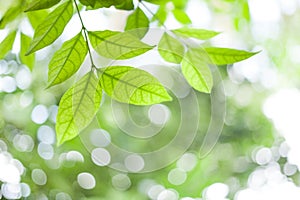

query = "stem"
[73,0,96,69]
[139,1,168,30]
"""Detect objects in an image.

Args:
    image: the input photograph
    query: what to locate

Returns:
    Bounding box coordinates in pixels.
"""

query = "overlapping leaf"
[0,31,16,59]
[48,33,88,87]
[20,33,35,70]
[204,47,258,65]
[172,28,220,40]
[25,0,61,11]
[27,10,49,29]
[88,31,153,60]
[99,66,172,105]
[158,33,185,64]
[125,8,149,38]
[56,72,102,145]
[26,1,73,55]
[181,49,213,93]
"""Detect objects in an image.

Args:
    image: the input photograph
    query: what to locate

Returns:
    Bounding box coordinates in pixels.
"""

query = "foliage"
[0,0,279,199]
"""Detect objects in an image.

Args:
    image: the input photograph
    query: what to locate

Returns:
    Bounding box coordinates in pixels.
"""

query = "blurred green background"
[1,0,300,199]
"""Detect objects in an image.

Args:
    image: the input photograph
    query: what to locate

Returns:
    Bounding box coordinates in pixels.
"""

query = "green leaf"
[181,49,213,93]
[56,72,102,145]
[79,0,96,7]
[25,0,61,12]
[0,6,22,29]
[48,33,88,87]
[158,33,185,64]
[152,5,167,25]
[115,0,134,10]
[204,47,258,65]
[125,8,149,38]
[99,66,172,105]
[26,1,73,55]
[172,28,220,40]
[0,31,16,59]
[20,33,35,70]
[91,0,134,10]
[27,10,49,29]
[172,9,191,24]
[88,31,154,60]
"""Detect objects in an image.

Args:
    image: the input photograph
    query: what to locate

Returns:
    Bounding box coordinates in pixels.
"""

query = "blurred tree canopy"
[0,0,299,199]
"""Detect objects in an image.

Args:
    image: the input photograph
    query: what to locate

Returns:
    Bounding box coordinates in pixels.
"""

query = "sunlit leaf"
[99,66,172,105]
[56,72,102,145]
[0,6,22,29]
[172,28,220,40]
[125,7,149,38]
[158,33,185,64]
[204,47,258,65]
[27,10,49,29]
[88,31,153,60]
[152,5,167,25]
[20,33,35,70]
[26,1,73,55]
[25,0,61,12]
[0,31,16,59]
[172,9,191,24]
[48,32,88,87]
[181,48,213,93]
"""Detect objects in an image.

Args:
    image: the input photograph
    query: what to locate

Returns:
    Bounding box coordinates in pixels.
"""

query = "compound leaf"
[181,48,213,93]
[99,66,172,105]
[20,33,35,70]
[48,32,88,87]
[158,32,185,64]
[56,72,102,145]
[172,28,220,40]
[0,31,16,59]
[89,31,153,60]
[26,1,73,55]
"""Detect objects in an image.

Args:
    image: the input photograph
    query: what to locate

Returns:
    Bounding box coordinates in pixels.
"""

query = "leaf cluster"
[0,0,258,145]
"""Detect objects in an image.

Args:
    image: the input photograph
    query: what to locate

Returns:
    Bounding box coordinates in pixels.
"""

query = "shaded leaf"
[158,33,185,64]
[172,9,191,24]
[0,6,22,29]
[181,48,213,93]
[26,1,73,55]
[88,31,153,60]
[172,28,220,40]
[125,8,149,38]
[0,31,17,59]
[204,47,258,65]
[91,0,134,10]
[48,33,88,87]
[25,0,61,12]
[56,72,102,145]
[99,66,172,105]
[79,0,96,7]
[20,33,35,70]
